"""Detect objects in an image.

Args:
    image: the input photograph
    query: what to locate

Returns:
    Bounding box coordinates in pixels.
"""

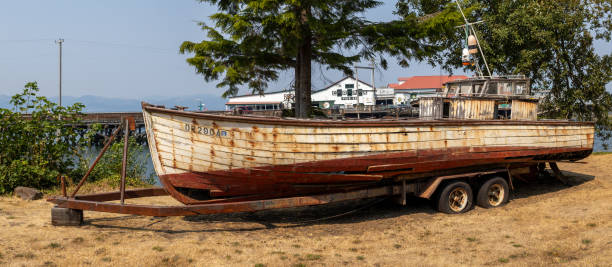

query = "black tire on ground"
[436,181,473,214]
[476,177,510,208]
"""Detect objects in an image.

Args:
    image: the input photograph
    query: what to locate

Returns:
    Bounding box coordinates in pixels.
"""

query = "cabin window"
[347,89,353,96]
[447,85,458,96]
[460,84,472,95]
[498,82,513,95]
[514,82,526,95]
[473,83,484,95]
[487,82,498,94]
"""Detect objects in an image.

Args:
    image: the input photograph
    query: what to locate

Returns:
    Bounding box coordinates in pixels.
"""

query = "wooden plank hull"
[142,104,594,205]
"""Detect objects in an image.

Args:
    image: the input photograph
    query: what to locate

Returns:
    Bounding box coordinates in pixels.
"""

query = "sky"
[0,0,610,104]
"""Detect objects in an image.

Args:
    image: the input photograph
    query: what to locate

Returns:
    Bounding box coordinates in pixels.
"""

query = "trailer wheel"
[436,181,473,214]
[476,177,509,208]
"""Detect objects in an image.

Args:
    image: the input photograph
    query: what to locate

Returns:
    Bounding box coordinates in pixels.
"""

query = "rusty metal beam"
[418,169,507,199]
[67,187,168,202]
[48,186,399,217]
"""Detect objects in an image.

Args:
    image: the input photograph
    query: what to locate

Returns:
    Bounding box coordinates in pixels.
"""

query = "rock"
[14,186,43,200]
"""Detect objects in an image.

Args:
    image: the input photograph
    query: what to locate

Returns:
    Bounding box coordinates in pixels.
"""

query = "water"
[81,145,159,184]
[594,134,611,152]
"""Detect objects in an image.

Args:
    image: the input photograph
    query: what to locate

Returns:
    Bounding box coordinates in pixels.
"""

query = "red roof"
[389,75,468,90]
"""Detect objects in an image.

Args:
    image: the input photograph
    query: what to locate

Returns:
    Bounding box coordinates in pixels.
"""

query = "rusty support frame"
[71,126,122,198]
[549,162,569,185]
[418,169,507,199]
[49,186,400,217]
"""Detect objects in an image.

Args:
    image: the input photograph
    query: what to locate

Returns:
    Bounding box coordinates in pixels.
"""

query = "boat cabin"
[419,76,538,120]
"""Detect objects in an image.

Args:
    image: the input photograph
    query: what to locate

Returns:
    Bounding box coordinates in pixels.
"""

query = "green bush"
[0,82,154,194]
[0,82,86,193]
[72,132,155,185]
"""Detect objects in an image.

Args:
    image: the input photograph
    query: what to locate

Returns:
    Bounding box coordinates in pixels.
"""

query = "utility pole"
[55,38,64,107]
[371,60,376,105]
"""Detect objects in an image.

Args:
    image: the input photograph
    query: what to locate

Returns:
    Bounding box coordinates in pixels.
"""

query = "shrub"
[0,82,86,193]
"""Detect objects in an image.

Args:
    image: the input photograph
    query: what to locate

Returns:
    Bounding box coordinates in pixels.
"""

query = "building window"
[347,89,353,96]
[345,83,355,89]
[358,89,363,96]
[336,89,342,96]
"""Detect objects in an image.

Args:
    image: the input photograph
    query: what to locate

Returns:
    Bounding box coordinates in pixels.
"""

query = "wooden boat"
[142,76,594,204]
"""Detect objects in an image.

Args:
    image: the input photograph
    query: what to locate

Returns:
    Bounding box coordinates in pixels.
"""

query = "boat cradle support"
[48,185,401,221]
[47,161,578,225]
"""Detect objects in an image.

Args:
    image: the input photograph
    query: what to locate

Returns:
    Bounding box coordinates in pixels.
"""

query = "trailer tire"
[476,177,509,208]
[436,181,473,214]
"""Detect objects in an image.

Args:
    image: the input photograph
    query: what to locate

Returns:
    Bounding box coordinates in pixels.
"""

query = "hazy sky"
[0,0,609,100]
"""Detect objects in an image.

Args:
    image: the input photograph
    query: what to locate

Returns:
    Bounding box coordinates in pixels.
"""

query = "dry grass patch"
[0,154,610,266]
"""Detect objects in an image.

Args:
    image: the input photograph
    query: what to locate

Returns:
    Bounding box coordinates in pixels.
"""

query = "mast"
[455,0,492,77]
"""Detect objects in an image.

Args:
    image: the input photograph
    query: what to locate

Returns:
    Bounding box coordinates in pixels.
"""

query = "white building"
[311,76,375,109]
[225,89,290,111]
[225,75,470,110]
[225,76,375,110]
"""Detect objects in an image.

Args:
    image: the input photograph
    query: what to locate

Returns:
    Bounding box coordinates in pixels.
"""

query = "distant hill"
[0,94,228,112]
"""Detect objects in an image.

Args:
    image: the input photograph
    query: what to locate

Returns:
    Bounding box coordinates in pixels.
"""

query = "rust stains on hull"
[141,102,595,205]
[159,146,591,205]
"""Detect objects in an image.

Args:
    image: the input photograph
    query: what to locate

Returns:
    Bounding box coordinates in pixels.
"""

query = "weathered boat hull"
[142,103,594,205]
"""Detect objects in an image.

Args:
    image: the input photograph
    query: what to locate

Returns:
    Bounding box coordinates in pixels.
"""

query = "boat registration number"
[183,123,228,137]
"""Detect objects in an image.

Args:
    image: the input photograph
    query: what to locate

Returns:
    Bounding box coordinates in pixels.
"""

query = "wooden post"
[120,118,129,204]
[61,176,66,197]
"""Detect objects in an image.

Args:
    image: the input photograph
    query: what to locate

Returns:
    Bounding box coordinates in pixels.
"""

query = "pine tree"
[181,0,462,118]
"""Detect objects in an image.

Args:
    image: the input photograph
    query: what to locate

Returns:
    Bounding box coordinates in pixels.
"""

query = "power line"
[0,39,55,43]
[66,39,178,53]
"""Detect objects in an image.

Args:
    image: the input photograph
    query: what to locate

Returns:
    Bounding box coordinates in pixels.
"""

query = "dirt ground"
[1,155,611,267]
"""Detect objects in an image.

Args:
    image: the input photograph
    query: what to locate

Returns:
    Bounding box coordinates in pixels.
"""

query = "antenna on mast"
[454,0,492,77]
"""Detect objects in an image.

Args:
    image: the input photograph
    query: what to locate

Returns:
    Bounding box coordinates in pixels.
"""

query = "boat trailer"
[47,117,576,226]
[47,117,404,226]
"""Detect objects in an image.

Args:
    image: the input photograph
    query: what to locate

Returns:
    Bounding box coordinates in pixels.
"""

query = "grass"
[15,252,35,259]
[0,155,610,266]
[47,242,61,249]
[305,254,322,260]
[152,246,164,252]
[591,151,612,155]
